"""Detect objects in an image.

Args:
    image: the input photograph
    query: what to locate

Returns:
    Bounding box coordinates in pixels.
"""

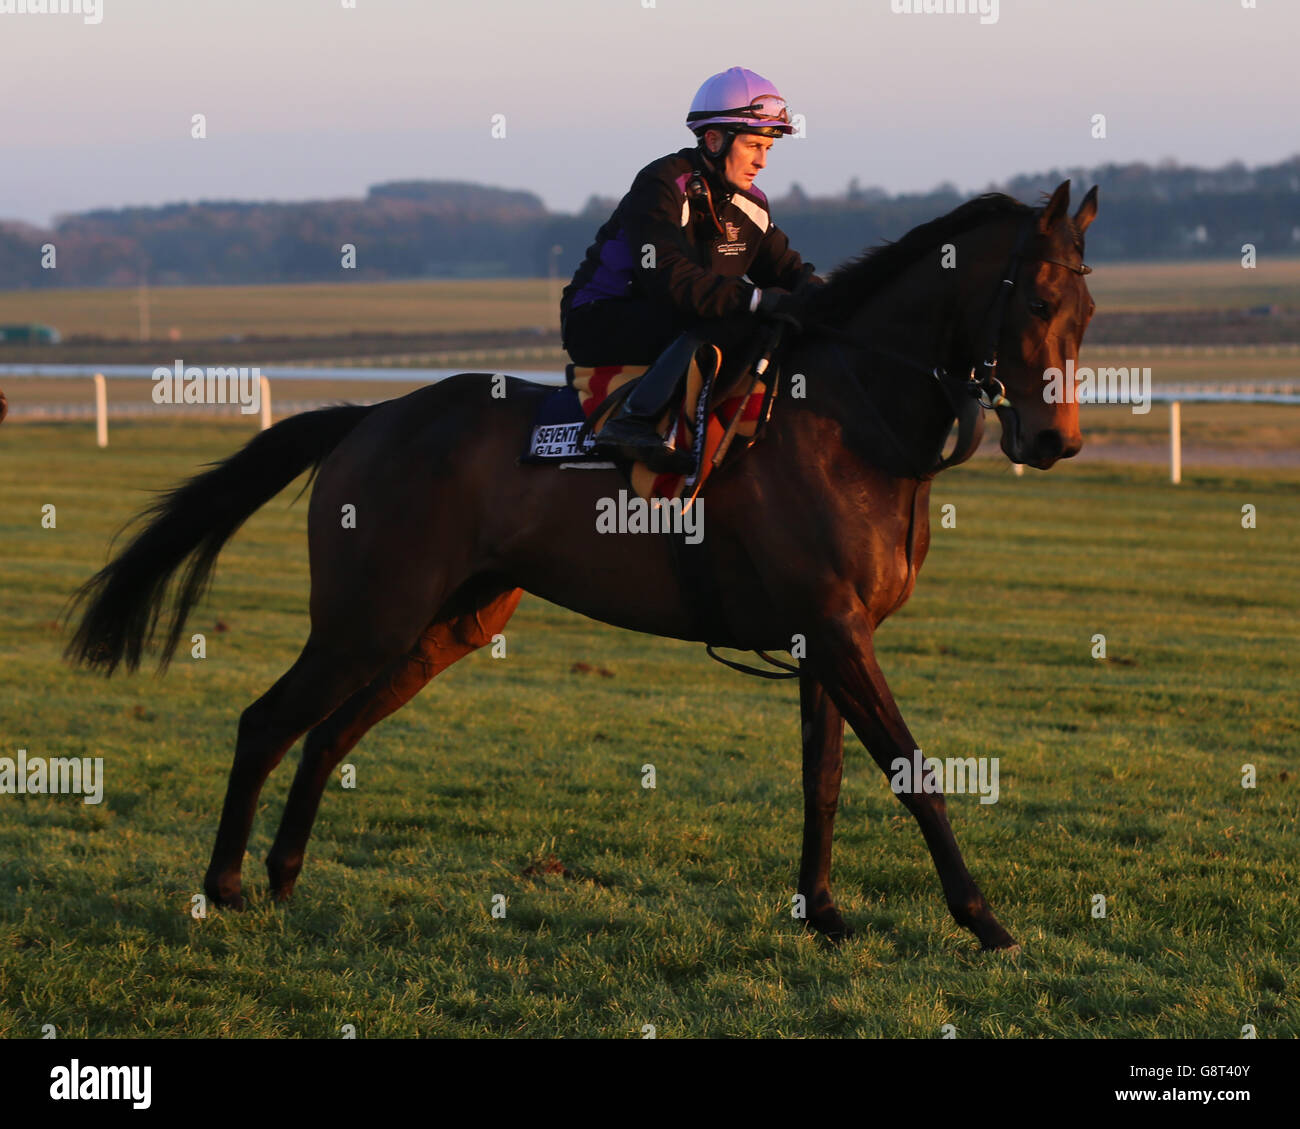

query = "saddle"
[523,344,773,503]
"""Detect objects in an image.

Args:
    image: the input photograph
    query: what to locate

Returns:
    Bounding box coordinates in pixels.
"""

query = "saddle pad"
[521,385,605,462]
[522,354,767,502]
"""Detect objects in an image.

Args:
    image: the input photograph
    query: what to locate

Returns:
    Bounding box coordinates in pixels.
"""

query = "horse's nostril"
[1035,429,1065,462]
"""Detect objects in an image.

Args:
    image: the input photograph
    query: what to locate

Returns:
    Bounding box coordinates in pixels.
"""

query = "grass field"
[0,418,1296,1038]
[1,258,1297,341]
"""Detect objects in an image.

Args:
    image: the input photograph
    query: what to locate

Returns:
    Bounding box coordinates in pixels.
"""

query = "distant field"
[1081,259,1300,313]
[1,259,1297,343]
[0,420,1296,1037]
[0,279,562,340]
[1078,347,1299,383]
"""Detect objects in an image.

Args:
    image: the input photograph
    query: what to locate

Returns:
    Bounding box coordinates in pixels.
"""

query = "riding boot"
[593,332,703,473]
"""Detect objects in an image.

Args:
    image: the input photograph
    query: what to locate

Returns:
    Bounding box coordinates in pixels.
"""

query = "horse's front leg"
[797,668,852,941]
[809,604,1018,952]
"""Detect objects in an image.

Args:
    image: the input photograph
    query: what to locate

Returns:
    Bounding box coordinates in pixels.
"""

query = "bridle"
[802,214,1091,476]
[970,220,1092,414]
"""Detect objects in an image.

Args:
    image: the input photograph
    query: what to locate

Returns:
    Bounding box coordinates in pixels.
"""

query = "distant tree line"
[1,157,1296,289]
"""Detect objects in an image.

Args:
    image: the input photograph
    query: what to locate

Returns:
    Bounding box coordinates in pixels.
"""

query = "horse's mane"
[809,193,1037,322]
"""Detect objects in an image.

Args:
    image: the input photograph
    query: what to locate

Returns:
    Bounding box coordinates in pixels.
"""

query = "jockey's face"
[705,129,774,193]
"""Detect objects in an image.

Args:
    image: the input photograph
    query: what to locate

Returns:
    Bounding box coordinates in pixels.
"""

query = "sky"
[1,0,1297,228]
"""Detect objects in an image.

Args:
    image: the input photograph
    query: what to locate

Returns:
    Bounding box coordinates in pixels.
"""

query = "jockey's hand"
[756,287,804,329]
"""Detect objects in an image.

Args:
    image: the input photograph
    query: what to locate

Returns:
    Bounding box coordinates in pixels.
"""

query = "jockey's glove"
[756,286,804,328]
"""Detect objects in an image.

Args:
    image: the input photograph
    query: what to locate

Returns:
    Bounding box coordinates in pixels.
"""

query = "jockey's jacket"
[561,146,810,325]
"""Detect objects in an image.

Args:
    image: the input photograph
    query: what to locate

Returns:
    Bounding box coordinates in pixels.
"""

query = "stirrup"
[595,417,694,473]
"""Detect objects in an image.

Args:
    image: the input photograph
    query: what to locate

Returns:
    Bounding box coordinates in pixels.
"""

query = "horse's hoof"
[806,910,855,943]
[204,878,246,911]
[266,855,302,901]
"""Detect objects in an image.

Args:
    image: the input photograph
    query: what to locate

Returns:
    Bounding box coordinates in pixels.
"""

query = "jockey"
[560,66,820,473]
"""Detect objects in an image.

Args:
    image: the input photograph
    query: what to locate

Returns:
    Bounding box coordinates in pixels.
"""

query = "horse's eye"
[1028,298,1051,319]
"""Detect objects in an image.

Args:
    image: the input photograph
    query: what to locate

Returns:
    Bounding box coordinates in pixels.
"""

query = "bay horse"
[67,181,1098,951]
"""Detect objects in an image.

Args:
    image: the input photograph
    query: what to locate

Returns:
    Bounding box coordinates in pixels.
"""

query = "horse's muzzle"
[1027,427,1083,468]
[998,407,1082,469]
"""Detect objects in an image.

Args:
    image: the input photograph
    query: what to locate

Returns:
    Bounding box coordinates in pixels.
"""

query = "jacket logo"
[725,222,741,243]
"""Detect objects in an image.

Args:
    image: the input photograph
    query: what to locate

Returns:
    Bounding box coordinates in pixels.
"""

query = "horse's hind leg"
[204,639,393,909]
[265,585,523,902]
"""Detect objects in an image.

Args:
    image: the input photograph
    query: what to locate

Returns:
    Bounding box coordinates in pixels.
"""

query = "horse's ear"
[1073,185,1099,236]
[1037,180,1072,234]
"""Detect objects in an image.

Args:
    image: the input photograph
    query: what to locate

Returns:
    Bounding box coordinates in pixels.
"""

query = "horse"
[67,180,1098,951]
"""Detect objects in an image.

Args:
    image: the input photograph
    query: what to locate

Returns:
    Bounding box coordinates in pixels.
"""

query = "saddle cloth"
[523,346,768,502]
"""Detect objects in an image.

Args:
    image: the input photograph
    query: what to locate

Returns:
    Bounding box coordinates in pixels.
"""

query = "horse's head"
[802,183,1100,477]
[990,180,1098,469]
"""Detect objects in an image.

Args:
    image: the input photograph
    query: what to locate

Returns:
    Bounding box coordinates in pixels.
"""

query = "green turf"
[0,420,1296,1038]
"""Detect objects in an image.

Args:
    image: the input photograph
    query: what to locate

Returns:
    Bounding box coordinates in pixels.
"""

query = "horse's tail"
[65,403,378,675]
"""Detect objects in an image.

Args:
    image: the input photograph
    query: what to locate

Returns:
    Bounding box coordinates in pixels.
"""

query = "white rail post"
[93,372,108,448]
[260,375,272,430]
[1170,400,1182,485]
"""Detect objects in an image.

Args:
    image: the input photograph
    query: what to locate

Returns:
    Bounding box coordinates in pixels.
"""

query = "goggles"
[688,95,791,125]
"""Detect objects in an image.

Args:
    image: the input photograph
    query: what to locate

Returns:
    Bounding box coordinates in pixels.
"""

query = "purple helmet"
[686,67,794,137]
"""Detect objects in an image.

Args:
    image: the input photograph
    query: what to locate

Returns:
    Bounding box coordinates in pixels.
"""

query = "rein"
[705,646,801,679]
